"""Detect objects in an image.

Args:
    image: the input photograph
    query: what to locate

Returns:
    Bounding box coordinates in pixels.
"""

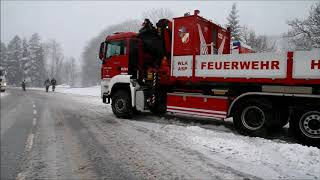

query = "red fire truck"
[98,10,320,144]
[231,41,255,54]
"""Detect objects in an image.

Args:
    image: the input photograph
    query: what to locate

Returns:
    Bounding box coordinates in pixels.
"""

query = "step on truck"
[98,10,320,145]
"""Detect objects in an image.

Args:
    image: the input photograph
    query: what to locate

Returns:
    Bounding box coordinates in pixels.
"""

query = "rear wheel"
[290,110,320,145]
[233,98,275,136]
[111,90,133,119]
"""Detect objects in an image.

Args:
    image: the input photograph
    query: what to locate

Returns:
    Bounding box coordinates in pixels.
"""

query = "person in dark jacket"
[44,78,50,92]
[21,80,26,91]
[51,78,57,92]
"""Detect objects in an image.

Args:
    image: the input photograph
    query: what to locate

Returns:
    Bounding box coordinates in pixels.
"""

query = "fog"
[1,1,316,58]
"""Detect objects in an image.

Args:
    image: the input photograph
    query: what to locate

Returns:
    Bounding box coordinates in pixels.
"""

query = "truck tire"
[111,90,133,119]
[233,98,275,136]
[267,109,289,130]
[290,110,320,145]
[278,112,289,128]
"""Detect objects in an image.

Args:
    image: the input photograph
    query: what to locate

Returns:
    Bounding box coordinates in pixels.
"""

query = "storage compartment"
[166,92,229,119]
[136,89,151,112]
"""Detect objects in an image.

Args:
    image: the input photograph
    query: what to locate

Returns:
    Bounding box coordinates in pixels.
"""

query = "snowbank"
[54,85,100,97]
[0,91,8,98]
[27,85,100,97]
[131,121,320,179]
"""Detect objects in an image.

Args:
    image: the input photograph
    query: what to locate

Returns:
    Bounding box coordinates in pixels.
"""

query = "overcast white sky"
[1,1,316,59]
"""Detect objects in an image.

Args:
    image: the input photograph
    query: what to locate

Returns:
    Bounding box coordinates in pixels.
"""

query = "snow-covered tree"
[6,35,23,85]
[38,44,46,85]
[21,38,30,81]
[0,42,8,67]
[59,56,77,86]
[68,57,76,87]
[28,33,46,87]
[227,3,242,41]
[241,25,275,52]
[55,55,64,84]
[286,2,320,50]
[44,39,64,81]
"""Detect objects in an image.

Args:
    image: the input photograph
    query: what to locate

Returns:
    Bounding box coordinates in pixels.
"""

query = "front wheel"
[290,110,320,145]
[111,90,133,119]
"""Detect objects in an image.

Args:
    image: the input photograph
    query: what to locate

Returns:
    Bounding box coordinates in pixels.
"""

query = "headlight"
[3,82,6,86]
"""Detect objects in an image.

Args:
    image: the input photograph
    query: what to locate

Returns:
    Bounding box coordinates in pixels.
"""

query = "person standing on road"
[44,78,51,92]
[51,78,57,92]
[21,80,26,91]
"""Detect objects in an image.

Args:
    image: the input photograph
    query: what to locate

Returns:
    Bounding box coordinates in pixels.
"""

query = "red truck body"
[98,10,320,145]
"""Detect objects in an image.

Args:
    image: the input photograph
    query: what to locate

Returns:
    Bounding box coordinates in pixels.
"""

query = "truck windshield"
[106,41,127,58]
[0,70,4,76]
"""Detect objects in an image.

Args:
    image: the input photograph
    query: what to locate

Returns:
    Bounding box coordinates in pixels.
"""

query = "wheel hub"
[115,99,126,112]
[241,106,265,131]
[300,112,320,138]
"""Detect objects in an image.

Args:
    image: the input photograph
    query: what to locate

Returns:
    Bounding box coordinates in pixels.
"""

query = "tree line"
[227,3,276,52]
[0,33,79,87]
[3,4,314,88]
[227,2,320,52]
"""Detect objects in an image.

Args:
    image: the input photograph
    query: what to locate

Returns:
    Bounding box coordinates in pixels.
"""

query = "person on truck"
[51,78,56,92]
[21,80,26,91]
[44,78,51,92]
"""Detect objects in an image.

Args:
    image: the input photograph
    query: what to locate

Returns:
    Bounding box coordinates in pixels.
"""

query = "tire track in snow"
[15,100,38,180]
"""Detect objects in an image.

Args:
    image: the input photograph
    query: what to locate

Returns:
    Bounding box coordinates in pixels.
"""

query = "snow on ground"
[128,120,320,179]
[54,85,100,97]
[27,85,100,97]
[8,85,320,179]
[0,91,8,98]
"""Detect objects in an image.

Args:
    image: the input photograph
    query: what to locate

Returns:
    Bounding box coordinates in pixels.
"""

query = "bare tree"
[45,39,64,80]
[142,8,174,25]
[66,57,76,86]
[285,2,320,50]
[241,25,275,52]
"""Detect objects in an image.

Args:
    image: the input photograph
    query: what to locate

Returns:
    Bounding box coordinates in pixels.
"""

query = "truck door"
[103,40,128,78]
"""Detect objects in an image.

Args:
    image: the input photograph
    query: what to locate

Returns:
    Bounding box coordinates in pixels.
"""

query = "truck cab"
[99,18,173,105]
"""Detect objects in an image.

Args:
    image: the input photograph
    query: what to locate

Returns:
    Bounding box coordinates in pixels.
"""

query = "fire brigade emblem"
[178,26,189,43]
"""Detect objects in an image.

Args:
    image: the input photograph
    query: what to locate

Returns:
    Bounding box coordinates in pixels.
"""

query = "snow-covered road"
[1,87,319,179]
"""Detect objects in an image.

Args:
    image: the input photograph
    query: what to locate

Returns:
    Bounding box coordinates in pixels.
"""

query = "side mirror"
[99,42,107,60]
